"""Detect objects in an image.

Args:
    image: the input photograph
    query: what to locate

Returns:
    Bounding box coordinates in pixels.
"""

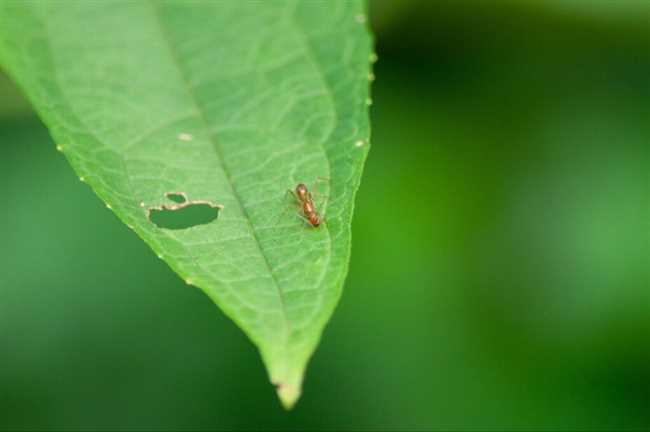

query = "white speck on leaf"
[355,13,366,24]
[56,144,64,152]
[178,132,193,141]
[355,139,365,147]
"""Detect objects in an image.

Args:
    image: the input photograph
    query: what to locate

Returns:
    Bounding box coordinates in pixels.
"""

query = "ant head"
[295,183,308,197]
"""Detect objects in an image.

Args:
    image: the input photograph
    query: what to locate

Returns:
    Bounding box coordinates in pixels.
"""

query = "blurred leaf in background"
[1,0,648,430]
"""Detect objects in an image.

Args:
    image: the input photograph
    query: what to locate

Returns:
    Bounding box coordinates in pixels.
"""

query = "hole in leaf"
[149,203,220,230]
[166,192,187,204]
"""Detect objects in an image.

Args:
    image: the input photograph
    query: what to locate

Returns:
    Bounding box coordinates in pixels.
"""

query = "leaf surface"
[0,0,372,408]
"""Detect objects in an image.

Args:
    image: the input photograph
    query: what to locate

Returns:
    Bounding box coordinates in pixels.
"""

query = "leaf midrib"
[147,1,293,342]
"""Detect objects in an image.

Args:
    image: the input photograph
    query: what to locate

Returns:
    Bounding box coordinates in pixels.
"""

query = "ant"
[283,179,328,228]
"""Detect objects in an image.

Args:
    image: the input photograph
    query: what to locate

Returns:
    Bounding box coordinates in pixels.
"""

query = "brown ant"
[283,179,328,228]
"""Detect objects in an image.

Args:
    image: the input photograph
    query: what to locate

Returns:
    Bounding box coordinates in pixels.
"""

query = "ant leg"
[283,189,297,202]
[311,179,330,214]
[294,212,312,227]
[311,177,331,208]
[319,195,329,219]
[312,177,330,197]
[272,189,299,227]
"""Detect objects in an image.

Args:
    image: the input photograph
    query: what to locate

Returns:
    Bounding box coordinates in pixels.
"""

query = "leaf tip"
[274,381,301,410]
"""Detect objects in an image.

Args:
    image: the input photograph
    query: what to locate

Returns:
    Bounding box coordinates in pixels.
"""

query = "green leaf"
[0,0,372,408]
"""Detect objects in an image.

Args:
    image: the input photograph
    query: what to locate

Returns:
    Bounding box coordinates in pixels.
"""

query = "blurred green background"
[1,1,648,430]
